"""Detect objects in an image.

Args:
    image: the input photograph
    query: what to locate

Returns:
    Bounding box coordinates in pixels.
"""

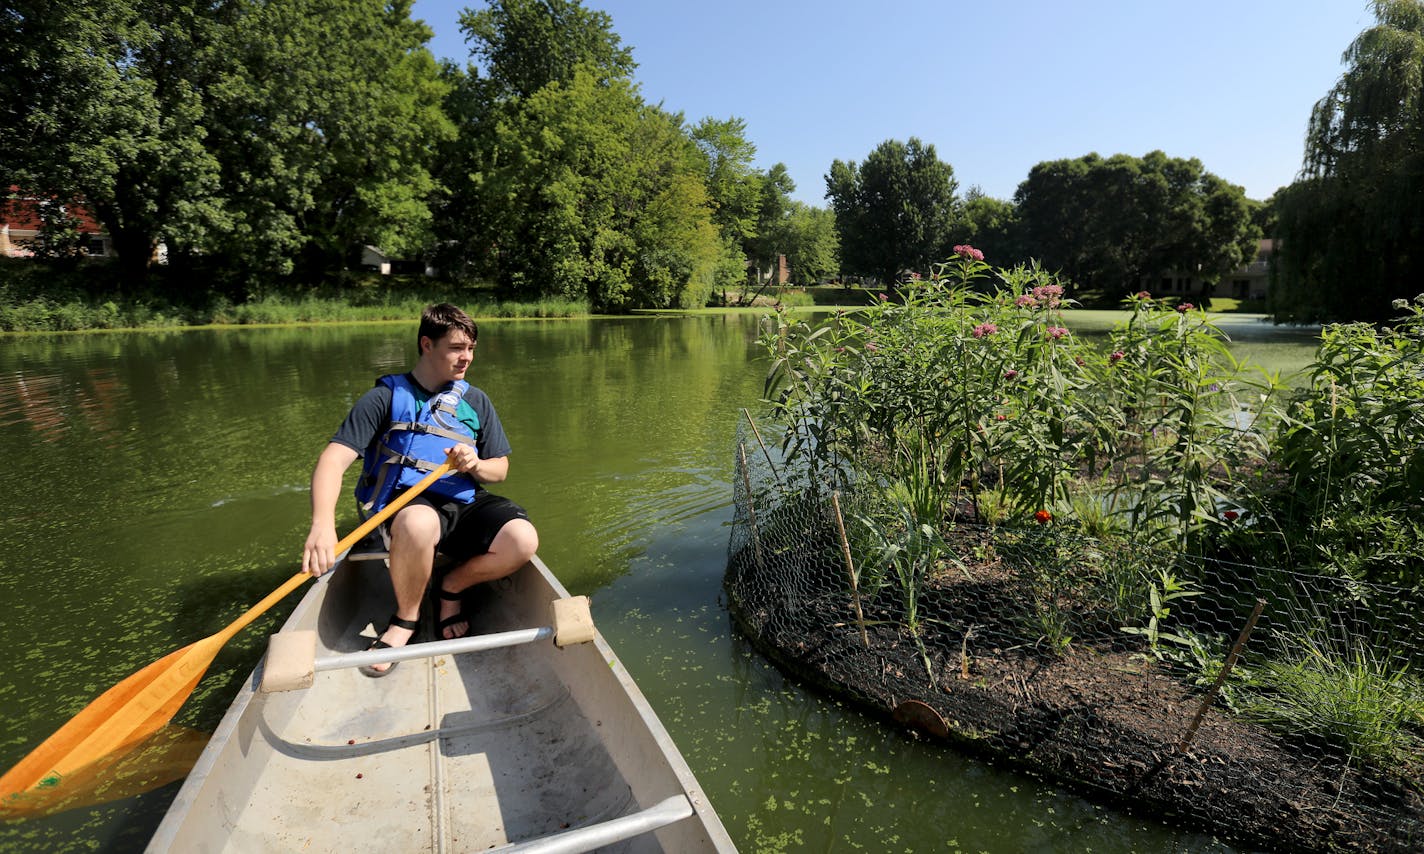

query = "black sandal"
[359,614,419,678]
[436,587,471,640]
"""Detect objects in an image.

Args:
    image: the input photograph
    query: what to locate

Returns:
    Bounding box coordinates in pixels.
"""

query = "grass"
[0,263,592,333]
[1239,635,1424,770]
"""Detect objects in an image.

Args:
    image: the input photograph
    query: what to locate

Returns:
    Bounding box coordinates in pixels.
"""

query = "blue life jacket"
[354,374,480,516]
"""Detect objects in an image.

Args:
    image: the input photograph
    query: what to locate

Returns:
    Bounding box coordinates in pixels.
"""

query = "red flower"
[1034,509,1053,524]
[1109,351,1125,362]
[1223,510,1239,522]
[995,414,1006,421]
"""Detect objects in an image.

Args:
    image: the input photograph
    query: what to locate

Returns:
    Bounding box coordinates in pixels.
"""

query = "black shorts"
[404,491,531,562]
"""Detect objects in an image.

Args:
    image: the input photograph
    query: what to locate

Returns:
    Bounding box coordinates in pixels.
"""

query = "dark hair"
[418,303,478,354]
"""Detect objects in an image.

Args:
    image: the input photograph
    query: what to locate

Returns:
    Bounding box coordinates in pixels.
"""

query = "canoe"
[148,554,735,852]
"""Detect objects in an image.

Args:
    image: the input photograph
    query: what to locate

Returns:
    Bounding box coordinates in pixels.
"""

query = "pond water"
[0,312,1314,851]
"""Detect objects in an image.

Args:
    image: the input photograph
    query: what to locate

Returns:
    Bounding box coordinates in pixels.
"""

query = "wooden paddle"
[0,460,455,804]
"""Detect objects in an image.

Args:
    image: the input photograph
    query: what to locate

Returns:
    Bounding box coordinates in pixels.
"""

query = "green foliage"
[826,138,959,285]
[460,0,635,99]
[954,190,1019,268]
[1100,294,1276,550]
[1260,296,1424,583]
[1119,570,1203,659]
[2,0,451,286]
[690,116,763,243]
[1273,1,1424,323]
[1011,151,1259,299]
[1240,634,1424,770]
[444,1,726,311]
[779,203,841,285]
[1,0,227,280]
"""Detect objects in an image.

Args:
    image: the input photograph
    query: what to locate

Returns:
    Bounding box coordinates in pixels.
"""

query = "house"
[746,254,790,287]
[2,188,112,258]
[1148,239,1276,302]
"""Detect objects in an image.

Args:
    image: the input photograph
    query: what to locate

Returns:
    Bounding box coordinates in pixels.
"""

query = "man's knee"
[389,503,441,548]
[498,518,539,562]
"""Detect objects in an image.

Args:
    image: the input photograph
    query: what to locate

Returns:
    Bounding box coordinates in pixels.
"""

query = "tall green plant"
[1266,295,1424,583]
[1100,294,1275,551]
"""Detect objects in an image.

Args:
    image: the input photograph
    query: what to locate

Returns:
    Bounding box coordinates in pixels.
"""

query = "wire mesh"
[727,421,1424,853]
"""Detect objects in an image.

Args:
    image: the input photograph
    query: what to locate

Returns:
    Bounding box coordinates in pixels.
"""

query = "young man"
[301,303,539,676]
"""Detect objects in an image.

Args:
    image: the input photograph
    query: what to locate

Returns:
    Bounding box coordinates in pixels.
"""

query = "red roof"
[3,188,105,233]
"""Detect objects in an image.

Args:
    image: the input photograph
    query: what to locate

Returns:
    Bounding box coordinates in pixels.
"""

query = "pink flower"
[995,414,1007,421]
[865,341,879,352]
[1177,302,1194,313]
[1109,351,1125,362]
[953,244,985,262]
[1014,294,1037,308]
[1046,326,1069,340]
[1135,291,1152,301]
[1004,369,1019,379]
[972,322,998,338]
[1074,355,1086,366]
[878,293,889,301]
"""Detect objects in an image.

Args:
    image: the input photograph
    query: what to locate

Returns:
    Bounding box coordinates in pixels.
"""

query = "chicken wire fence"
[726,423,1424,853]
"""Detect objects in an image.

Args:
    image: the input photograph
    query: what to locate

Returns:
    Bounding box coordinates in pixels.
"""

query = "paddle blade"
[0,636,222,805]
[0,724,209,820]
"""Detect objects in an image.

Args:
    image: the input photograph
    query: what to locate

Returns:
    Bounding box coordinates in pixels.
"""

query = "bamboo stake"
[741,407,784,488]
[831,491,870,648]
[1176,598,1266,754]
[739,443,766,570]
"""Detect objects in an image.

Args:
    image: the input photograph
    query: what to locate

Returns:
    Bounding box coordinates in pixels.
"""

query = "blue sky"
[411,0,1373,207]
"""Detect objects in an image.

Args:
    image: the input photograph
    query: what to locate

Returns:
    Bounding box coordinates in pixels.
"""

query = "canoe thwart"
[493,793,694,854]
[551,595,595,648]
[259,630,317,693]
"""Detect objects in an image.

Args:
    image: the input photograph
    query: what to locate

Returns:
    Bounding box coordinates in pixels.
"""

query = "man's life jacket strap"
[385,421,477,446]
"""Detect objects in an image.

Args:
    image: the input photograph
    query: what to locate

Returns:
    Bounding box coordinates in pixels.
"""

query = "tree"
[478,68,719,309]
[1273,0,1424,322]
[780,202,840,284]
[743,162,796,282]
[1,0,227,284]
[825,138,958,285]
[460,0,635,99]
[1013,151,1258,298]
[953,188,1020,267]
[448,0,727,310]
[689,117,762,241]
[0,0,452,286]
[206,0,452,280]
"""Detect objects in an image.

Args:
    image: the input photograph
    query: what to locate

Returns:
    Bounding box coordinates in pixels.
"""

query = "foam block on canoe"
[259,630,317,693]
[551,596,595,647]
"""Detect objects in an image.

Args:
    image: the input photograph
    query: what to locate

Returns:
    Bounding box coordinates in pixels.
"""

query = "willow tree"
[1274,0,1424,322]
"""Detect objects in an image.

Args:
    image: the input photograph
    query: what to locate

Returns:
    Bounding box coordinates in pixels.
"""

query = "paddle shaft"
[214,461,455,646]
[0,460,456,799]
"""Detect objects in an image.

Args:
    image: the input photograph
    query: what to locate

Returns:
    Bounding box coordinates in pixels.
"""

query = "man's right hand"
[302,522,339,577]
[303,442,360,577]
